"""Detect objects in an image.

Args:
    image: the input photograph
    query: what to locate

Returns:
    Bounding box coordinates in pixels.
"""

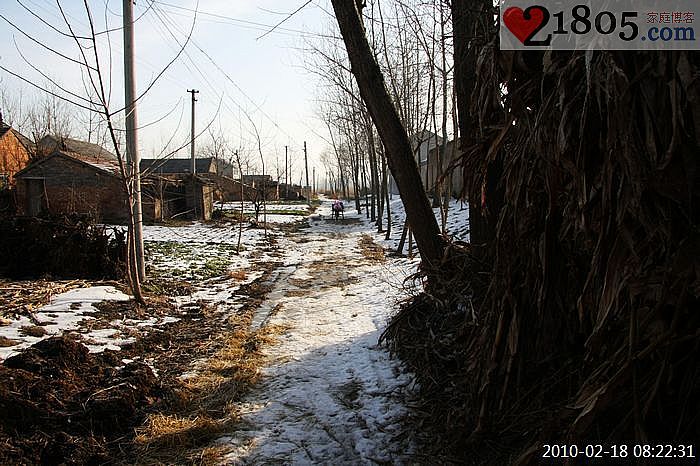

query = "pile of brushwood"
[382,33,699,466]
[0,214,126,279]
[0,337,162,464]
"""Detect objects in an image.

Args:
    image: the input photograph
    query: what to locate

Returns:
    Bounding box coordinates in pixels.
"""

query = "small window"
[0,174,9,190]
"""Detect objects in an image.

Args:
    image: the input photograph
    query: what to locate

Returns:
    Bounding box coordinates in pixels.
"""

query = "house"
[0,123,34,189]
[425,138,463,197]
[388,130,442,195]
[140,157,220,220]
[142,174,214,221]
[240,174,279,201]
[140,157,233,177]
[14,149,128,222]
[14,139,216,223]
[279,183,303,201]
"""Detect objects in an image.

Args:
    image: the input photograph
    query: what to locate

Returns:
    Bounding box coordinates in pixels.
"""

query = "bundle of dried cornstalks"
[0,215,126,280]
[383,29,700,465]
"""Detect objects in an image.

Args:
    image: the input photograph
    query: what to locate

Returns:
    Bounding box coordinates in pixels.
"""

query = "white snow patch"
[0,286,130,360]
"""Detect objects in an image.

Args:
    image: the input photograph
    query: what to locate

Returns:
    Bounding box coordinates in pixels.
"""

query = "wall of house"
[0,132,31,188]
[15,156,128,223]
[389,134,442,195]
[426,141,464,197]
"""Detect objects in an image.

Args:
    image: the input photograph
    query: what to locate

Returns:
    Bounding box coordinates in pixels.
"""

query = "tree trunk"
[331,0,444,268]
[366,117,378,222]
[451,0,498,254]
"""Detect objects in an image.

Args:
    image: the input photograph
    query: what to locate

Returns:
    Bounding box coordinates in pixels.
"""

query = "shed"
[141,157,234,208]
[14,150,128,222]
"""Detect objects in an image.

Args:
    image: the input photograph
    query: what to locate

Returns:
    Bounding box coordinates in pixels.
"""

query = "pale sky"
[0,0,341,183]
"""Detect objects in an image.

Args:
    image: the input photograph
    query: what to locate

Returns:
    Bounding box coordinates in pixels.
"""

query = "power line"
[257,0,313,40]
[152,0,341,40]
[149,2,301,147]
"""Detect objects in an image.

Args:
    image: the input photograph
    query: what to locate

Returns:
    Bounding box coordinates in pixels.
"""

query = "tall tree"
[1,2,195,303]
[331,0,444,268]
[451,0,499,253]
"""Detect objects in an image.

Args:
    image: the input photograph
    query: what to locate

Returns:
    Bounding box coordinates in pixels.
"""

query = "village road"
[219,201,416,465]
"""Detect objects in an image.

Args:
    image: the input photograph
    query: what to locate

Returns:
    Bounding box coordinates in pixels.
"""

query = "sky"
[0,0,342,183]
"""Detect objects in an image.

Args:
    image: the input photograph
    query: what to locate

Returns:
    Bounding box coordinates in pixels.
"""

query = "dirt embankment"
[0,259,285,465]
[0,337,161,465]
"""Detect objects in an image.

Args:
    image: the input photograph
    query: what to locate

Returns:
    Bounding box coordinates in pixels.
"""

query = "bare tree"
[0,2,195,302]
[330,0,444,269]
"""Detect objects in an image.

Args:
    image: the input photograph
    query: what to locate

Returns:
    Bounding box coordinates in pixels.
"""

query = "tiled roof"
[38,135,117,162]
[0,125,34,152]
[62,151,121,175]
[140,157,215,174]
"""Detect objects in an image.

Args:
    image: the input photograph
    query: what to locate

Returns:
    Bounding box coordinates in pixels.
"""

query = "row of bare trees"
[307,0,458,248]
[331,0,700,461]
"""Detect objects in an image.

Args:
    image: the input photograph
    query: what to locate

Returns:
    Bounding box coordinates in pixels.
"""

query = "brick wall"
[16,154,129,223]
[0,132,31,187]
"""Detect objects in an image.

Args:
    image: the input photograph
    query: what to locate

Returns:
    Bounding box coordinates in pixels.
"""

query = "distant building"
[241,174,272,186]
[140,157,229,215]
[140,157,234,177]
[0,124,34,189]
[425,138,463,197]
[388,130,442,195]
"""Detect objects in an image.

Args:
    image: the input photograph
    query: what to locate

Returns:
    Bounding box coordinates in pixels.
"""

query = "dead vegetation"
[130,316,281,464]
[0,336,162,465]
[116,265,286,464]
[0,215,126,280]
[358,234,385,262]
[0,262,287,465]
[0,279,99,320]
[383,41,700,465]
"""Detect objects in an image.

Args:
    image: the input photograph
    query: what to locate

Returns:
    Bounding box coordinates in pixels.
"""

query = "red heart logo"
[503,6,545,44]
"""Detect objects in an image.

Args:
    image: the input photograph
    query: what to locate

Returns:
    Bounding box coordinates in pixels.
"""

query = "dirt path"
[0,201,417,464]
[220,203,416,464]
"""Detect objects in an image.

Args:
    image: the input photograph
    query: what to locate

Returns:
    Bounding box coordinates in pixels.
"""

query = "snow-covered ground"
[0,286,131,359]
[220,204,417,464]
[219,201,312,224]
[0,193,471,464]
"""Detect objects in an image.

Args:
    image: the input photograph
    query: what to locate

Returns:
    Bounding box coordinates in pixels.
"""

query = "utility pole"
[285,145,288,199]
[123,0,145,282]
[188,89,199,174]
[312,166,316,195]
[304,141,310,201]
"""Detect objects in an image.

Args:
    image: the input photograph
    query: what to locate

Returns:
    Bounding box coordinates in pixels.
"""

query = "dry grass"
[358,235,385,262]
[131,313,286,464]
[0,336,20,347]
[288,277,314,289]
[0,279,90,319]
[228,270,248,281]
[135,414,225,450]
[19,325,47,337]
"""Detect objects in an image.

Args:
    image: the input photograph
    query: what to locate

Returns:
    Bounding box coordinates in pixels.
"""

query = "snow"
[0,192,472,464]
[219,198,426,464]
[0,286,130,359]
